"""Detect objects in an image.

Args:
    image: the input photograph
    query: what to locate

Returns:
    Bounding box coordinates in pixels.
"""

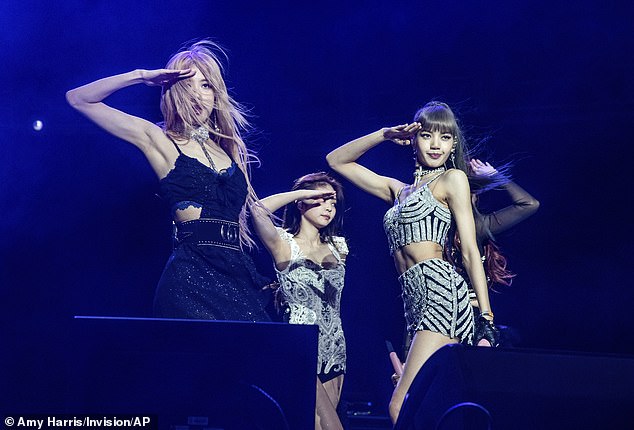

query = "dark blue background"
[2,0,633,412]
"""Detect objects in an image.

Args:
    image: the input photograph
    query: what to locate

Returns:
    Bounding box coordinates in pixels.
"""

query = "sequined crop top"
[383,179,452,255]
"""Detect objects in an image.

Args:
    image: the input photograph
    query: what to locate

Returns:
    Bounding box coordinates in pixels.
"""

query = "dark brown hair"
[282,172,345,242]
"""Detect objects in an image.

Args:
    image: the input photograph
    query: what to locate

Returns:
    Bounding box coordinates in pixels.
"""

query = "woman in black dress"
[66,40,270,321]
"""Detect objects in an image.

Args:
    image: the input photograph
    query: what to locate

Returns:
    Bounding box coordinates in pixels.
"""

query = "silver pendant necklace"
[190,126,217,171]
[413,165,446,186]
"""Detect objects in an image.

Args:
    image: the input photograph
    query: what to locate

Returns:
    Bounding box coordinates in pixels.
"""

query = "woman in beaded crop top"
[327,101,496,424]
[66,40,270,322]
[251,172,348,430]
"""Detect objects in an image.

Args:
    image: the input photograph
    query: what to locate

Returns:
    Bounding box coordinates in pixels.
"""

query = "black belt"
[174,218,240,250]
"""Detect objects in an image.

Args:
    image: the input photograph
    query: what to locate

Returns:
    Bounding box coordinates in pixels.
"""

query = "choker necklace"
[413,166,446,185]
[190,126,217,171]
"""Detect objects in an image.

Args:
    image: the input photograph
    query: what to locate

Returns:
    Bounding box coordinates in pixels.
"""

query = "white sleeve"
[276,227,301,260]
[331,236,349,258]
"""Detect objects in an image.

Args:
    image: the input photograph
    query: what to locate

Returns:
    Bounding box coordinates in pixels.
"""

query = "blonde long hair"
[160,40,260,249]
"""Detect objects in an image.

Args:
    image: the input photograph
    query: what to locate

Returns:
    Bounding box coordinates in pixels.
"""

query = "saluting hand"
[383,122,421,146]
[140,68,196,87]
[298,189,337,205]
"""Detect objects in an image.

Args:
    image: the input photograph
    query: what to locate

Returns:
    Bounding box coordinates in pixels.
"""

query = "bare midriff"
[393,241,444,275]
[173,206,203,223]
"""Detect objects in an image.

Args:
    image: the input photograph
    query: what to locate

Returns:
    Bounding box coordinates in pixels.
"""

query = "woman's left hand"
[474,315,500,347]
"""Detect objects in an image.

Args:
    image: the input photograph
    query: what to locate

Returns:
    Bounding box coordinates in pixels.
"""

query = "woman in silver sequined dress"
[251,172,348,430]
[327,102,496,424]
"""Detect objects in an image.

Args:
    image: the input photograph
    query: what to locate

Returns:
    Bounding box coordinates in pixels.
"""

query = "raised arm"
[250,189,335,269]
[470,159,540,237]
[65,68,194,176]
[485,182,540,235]
[326,124,419,204]
[443,170,493,318]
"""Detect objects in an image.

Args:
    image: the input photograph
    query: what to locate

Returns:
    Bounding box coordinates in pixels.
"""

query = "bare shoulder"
[439,168,469,189]
[442,168,468,182]
[432,169,469,202]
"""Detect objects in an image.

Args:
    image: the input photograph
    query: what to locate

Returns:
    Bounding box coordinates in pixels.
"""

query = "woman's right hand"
[469,158,498,178]
[297,189,336,204]
[382,122,421,146]
[389,352,404,387]
[139,68,196,87]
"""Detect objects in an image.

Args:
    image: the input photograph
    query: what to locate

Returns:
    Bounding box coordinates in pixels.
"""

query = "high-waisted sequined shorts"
[398,258,473,344]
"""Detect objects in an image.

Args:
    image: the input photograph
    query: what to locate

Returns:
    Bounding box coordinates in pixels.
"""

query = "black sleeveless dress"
[153,151,271,322]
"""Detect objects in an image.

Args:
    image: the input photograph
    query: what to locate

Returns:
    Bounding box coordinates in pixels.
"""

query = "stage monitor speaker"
[70,316,318,430]
[395,344,634,430]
